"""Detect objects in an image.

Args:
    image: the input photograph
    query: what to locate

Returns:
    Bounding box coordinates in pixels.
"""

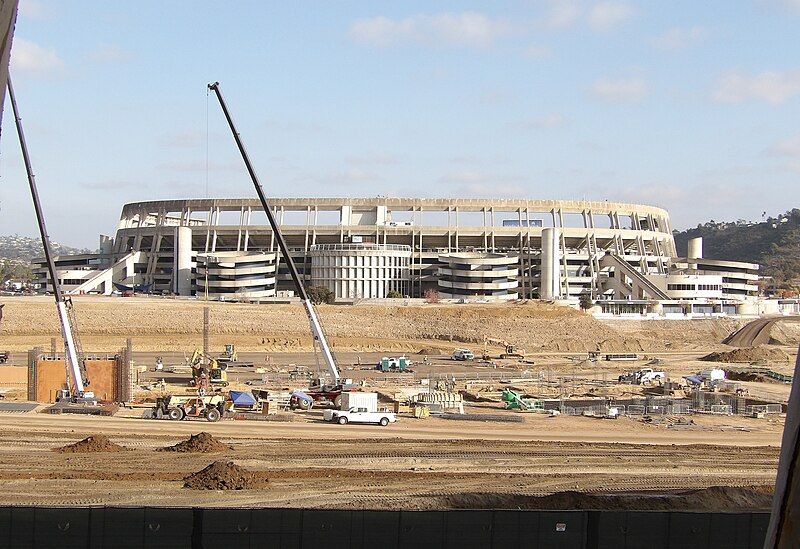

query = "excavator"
[187,349,229,388]
[5,77,93,404]
[209,82,348,409]
[483,336,525,360]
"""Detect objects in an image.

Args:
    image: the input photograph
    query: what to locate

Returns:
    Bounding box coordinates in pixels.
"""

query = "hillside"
[0,234,91,261]
[673,209,800,287]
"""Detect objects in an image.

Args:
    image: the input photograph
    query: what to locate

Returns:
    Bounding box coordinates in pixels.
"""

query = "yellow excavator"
[483,336,525,360]
[188,349,229,390]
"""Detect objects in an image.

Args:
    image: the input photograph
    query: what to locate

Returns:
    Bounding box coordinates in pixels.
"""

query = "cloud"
[712,70,800,105]
[523,44,552,59]
[587,2,636,30]
[767,134,800,158]
[19,0,52,20]
[349,12,513,48]
[652,26,707,51]
[761,0,800,14]
[515,113,568,129]
[88,44,134,63]
[542,0,582,29]
[10,38,64,75]
[589,76,647,103]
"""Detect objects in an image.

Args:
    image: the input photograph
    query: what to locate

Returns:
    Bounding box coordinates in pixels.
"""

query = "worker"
[155,356,163,371]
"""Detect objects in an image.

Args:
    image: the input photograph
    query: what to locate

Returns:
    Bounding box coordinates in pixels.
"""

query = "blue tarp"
[291,390,314,404]
[229,390,257,406]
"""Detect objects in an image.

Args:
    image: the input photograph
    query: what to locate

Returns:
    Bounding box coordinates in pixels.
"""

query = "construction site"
[0,81,798,547]
[0,8,799,543]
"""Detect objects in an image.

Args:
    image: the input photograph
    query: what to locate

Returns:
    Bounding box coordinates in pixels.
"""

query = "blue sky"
[1,0,799,247]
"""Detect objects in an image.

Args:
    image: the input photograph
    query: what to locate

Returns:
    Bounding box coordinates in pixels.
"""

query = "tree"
[386,290,402,299]
[423,289,440,303]
[578,293,594,311]
[307,285,335,304]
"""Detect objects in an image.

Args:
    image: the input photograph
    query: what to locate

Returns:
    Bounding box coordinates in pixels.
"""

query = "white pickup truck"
[329,407,397,426]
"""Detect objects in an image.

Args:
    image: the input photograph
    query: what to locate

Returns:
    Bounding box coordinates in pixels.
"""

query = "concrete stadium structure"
[33,197,760,306]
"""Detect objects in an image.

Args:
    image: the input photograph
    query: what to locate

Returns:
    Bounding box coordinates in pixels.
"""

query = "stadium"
[35,197,760,311]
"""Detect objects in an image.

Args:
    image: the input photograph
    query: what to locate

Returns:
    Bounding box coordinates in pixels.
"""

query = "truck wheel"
[338,416,348,425]
[168,408,185,421]
[298,399,310,410]
[206,408,221,422]
[333,395,342,408]
[379,417,389,426]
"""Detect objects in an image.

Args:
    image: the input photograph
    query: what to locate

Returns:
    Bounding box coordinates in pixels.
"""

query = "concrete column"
[540,228,561,300]
[175,226,193,296]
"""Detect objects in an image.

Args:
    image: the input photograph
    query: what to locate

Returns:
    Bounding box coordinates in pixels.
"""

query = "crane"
[6,77,92,402]
[207,82,342,398]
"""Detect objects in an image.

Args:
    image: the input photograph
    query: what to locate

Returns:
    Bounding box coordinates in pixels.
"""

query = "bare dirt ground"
[0,412,782,510]
[0,295,757,354]
[0,296,796,510]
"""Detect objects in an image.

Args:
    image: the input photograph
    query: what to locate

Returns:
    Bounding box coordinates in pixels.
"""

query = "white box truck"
[341,391,378,412]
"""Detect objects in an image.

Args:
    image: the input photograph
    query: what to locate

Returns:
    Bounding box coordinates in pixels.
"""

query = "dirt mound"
[437,485,774,511]
[184,460,263,490]
[725,370,770,383]
[54,435,126,453]
[158,432,231,453]
[701,346,791,364]
[417,347,446,355]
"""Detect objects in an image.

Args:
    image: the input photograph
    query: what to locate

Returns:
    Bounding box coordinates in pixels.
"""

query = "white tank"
[687,237,703,260]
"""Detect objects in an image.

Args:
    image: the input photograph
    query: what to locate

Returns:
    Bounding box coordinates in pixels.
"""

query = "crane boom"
[6,77,87,395]
[207,82,340,385]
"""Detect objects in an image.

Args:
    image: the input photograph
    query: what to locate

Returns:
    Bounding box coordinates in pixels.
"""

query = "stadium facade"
[34,197,760,308]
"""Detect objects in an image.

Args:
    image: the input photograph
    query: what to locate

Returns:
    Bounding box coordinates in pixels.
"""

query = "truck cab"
[330,406,397,426]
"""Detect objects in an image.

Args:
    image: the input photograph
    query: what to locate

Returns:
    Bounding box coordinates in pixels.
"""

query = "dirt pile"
[438,485,774,511]
[183,460,263,490]
[701,346,791,364]
[725,370,770,382]
[158,432,231,453]
[54,435,126,453]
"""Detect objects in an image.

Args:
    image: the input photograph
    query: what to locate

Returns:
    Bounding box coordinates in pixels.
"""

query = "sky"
[0,0,799,248]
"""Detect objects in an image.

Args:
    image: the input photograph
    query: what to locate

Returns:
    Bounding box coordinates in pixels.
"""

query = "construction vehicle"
[188,349,229,389]
[209,82,350,409]
[618,368,666,386]
[501,388,548,413]
[217,344,254,367]
[452,349,474,361]
[6,77,93,405]
[483,337,525,360]
[153,394,225,422]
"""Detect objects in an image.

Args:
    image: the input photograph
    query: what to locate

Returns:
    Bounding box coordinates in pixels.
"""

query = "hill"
[0,235,92,283]
[673,209,800,288]
[0,234,91,261]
